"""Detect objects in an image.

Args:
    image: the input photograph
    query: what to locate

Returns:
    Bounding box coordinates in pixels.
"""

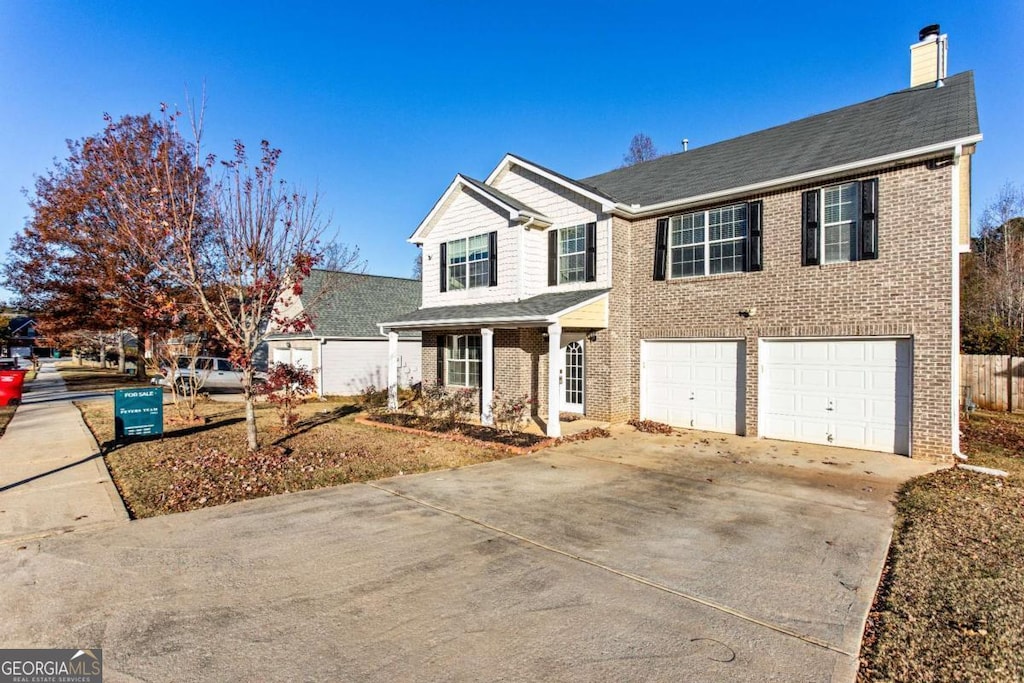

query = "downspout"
[318,337,326,399]
[518,220,527,301]
[951,144,966,461]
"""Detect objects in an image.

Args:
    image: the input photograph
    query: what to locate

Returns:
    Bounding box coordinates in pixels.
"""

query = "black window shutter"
[439,243,447,292]
[745,201,763,272]
[548,230,558,286]
[436,335,445,385]
[585,222,597,282]
[801,190,820,267]
[488,231,498,286]
[859,179,879,260]
[653,218,669,280]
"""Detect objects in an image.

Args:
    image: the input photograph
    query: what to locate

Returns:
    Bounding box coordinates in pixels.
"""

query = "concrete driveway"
[0,428,937,682]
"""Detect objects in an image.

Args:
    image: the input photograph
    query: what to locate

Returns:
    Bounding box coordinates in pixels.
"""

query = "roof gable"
[409,174,551,244]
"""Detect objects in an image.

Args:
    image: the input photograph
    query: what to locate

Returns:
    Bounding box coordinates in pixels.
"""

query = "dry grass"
[58,364,150,392]
[859,410,1024,682]
[0,405,16,438]
[77,398,513,519]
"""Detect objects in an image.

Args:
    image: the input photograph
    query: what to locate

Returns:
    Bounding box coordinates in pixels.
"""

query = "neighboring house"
[3,316,37,358]
[381,27,979,460]
[268,270,421,396]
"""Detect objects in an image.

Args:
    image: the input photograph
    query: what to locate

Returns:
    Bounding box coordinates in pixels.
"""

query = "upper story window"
[558,224,587,283]
[653,201,763,280]
[446,334,481,387]
[802,179,878,266]
[548,222,597,286]
[439,232,497,293]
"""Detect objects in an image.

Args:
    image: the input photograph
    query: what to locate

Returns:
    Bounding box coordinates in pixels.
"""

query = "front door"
[562,340,585,413]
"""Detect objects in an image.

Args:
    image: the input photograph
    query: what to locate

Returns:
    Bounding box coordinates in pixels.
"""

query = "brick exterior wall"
[622,160,953,459]
[417,159,955,460]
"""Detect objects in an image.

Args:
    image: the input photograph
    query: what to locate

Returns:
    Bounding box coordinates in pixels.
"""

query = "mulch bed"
[360,413,553,454]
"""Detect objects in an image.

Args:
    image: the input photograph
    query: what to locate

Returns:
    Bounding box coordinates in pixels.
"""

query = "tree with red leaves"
[3,114,194,377]
[105,104,354,451]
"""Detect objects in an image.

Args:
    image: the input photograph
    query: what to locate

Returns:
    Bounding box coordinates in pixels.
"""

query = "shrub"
[257,363,318,434]
[420,383,475,431]
[490,391,532,434]
[359,384,389,415]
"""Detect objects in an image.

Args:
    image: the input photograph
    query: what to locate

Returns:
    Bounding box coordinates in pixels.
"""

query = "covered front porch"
[380,289,609,437]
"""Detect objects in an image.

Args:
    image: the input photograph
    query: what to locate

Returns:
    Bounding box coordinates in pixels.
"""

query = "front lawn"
[77,398,513,518]
[858,410,1024,682]
[58,364,150,392]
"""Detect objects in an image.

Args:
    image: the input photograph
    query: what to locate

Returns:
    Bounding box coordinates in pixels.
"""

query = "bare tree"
[962,183,1024,355]
[108,103,353,451]
[623,132,659,166]
[411,251,422,280]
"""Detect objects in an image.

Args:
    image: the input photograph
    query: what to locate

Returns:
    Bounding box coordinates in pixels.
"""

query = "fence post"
[1009,356,1014,413]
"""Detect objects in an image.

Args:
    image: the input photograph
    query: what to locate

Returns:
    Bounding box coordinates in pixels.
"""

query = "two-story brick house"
[381,28,980,460]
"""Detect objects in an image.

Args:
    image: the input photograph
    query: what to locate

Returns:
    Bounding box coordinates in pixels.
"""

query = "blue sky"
[1,1,1021,302]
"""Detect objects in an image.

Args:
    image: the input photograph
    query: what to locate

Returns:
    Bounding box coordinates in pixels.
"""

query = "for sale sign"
[114,387,163,441]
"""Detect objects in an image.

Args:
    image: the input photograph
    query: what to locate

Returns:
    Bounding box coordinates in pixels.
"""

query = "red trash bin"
[0,370,26,406]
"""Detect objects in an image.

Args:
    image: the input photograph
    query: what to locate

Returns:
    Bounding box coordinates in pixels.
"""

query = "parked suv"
[154,356,261,393]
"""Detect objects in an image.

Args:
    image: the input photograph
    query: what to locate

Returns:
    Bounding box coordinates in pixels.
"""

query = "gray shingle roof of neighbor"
[580,71,980,207]
[459,175,545,217]
[382,288,610,327]
[280,270,422,339]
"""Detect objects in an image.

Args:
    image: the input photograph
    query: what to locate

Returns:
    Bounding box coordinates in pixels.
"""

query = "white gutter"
[610,134,984,219]
[951,143,965,459]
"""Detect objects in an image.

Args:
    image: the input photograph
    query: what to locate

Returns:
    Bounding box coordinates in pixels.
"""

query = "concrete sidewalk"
[0,363,128,542]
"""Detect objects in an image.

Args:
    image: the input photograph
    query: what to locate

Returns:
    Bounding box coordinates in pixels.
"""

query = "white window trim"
[668,203,747,279]
[446,334,482,388]
[557,224,587,284]
[446,235,490,290]
[820,182,859,265]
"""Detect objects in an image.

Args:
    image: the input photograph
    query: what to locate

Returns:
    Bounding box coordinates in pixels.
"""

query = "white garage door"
[641,340,745,434]
[761,339,912,455]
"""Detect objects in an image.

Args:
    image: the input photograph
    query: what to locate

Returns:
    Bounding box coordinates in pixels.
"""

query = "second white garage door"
[641,340,745,434]
[760,339,912,455]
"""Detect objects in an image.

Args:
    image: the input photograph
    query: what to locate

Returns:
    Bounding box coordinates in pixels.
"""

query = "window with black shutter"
[657,202,760,278]
[803,179,879,265]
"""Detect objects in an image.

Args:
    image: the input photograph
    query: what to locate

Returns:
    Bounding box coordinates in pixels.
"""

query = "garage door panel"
[642,340,745,435]
[762,339,912,455]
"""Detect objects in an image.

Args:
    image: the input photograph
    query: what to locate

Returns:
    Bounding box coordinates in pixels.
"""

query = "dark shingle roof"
[285,270,422,338]
[382,289,609,327]
[582,72,979,206]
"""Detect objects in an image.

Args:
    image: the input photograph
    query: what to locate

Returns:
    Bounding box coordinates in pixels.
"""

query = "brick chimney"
[910,24,948,87]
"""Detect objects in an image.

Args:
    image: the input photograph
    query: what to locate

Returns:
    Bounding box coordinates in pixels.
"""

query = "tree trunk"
[117,331,126,374]
[134,328,148,380]
[243,367,259,452]
[244,394,259,452]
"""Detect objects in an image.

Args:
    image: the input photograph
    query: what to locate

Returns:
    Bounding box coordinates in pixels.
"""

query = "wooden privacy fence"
[961,354,1024,412]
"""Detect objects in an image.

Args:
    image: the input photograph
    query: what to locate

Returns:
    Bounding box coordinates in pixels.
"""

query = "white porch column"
[546,322,562,438]
[387,330,399,410]
[481,327,494,425]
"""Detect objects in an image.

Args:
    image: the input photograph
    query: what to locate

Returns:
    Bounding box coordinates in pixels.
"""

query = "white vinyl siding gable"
[421,189,517,309]
[491,166,610,298]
